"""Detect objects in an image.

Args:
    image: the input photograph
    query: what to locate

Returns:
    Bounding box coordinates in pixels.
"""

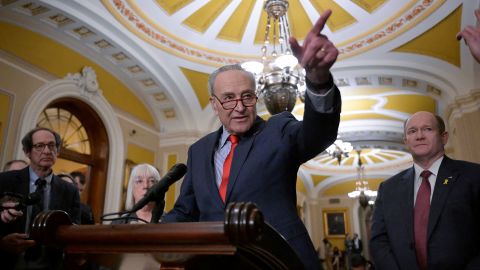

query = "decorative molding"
[445,88,480,121]
[65,66,101,99]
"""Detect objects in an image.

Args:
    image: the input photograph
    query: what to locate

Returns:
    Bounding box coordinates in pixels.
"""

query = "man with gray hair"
[163,10,342,270]
[0,127,80,269]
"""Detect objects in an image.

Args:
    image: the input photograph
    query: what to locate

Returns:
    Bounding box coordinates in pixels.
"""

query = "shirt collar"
[218,126,231,149]
[29,166,53,185]
[413,155,444,179]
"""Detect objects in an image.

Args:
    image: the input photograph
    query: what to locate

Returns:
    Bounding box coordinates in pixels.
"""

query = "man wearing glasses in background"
[162,10,341,270]
[0,127,80,269]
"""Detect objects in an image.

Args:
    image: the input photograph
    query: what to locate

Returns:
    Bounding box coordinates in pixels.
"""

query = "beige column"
[445,89,480,163]
[304,197,323,249]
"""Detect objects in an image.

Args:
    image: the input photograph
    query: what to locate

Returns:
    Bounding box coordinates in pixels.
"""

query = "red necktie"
[414,170,432,270]
[219,135,238,202]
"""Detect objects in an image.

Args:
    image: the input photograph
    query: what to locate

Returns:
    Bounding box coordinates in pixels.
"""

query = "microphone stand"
[150,198,165,223]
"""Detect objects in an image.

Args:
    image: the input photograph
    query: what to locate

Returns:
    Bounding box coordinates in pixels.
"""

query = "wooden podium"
[31,202,305,270]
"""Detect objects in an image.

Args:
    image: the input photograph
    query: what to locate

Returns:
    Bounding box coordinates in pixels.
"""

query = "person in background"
[0,127,80,269]
[322,238,333,270]
[113,163,161,224]
[71,171,86,194]
[2,159,28,172]
[457,9,480,63]
[70,171,95,224]
[352,233,363,254]
[162,10,341,270]
[351,254,374,270]
[344,233,353,270]
[370,111,480,270]
[331,246,341,270]
[107,163,162,270]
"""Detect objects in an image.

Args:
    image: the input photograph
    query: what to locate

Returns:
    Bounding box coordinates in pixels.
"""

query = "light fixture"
[242,0,305,115]
[348,149,377,208]
[325,139,353,165]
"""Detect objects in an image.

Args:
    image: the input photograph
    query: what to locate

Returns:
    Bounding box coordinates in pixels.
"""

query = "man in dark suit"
[370,111,480,270]
[162,10,341,270]
[351,233,362,254]
[0,127,80,269]
[71,171,95,224]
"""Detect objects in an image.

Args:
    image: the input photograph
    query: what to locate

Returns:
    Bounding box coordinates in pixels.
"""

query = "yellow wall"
[0,21,155,126]
[127,143,155,165]
[164,154,178,211]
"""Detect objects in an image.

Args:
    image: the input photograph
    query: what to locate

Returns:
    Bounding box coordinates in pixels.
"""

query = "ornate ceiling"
[1,0,478,198]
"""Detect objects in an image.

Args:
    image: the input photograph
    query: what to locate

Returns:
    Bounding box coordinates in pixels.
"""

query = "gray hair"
[208,64,256,95]
[125,163,161,210]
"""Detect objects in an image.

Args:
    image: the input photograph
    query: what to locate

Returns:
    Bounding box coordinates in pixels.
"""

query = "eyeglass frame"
[211,93,258,110]
[133,177,158,186]
[32,142,58,152]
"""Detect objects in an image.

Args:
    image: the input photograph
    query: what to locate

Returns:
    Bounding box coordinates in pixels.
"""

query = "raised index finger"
[311,9,332,35]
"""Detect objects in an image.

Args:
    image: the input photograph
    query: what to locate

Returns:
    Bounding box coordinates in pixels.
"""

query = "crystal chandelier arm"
[289,10,338,86]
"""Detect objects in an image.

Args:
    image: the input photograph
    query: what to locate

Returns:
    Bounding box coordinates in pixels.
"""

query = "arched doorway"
[37,98,108,222]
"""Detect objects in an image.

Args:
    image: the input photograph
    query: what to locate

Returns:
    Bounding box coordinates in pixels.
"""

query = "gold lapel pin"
[443,179,449,185]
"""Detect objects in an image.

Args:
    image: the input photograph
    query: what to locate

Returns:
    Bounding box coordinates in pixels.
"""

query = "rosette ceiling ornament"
[242,0,305,115]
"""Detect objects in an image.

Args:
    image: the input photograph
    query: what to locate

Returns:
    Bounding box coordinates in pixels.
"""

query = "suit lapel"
[20,167,30,195]
[49,175,61,209]
[427,156,458,239]
[400,167,415,241]
[19,167,31,229]
[205,128,225,205]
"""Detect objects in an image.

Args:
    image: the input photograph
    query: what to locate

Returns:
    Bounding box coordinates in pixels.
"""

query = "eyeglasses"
[212,93,258,110]
[32,143,57,152]
[134,178,158,186]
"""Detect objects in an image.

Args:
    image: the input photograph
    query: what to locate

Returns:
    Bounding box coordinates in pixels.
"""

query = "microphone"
[130,163,187,213]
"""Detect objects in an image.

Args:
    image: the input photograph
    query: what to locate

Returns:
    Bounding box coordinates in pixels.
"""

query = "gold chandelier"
[347,149,377,208]
[242,0,305,115]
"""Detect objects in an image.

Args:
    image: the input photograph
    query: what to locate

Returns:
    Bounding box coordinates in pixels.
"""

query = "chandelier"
[347,149,377,208]
[325,139,353,165]
[242,0,305,115]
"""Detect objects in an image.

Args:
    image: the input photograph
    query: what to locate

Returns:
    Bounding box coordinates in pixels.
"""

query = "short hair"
[403,113,446,135]
[21,127,62,153]
[3,159,28,172]
[125,164,162,210]
[71,171,86,185]
[57,173,75,184]
[350,254,367,267]
[207,64,256,95]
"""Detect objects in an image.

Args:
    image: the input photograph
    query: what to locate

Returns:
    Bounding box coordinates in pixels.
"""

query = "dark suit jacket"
[370,156,480,270]
[0,166,81,268]
[162,90,341,270]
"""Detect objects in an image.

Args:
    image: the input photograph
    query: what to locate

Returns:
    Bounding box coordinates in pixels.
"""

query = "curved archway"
[38,98,109,221]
